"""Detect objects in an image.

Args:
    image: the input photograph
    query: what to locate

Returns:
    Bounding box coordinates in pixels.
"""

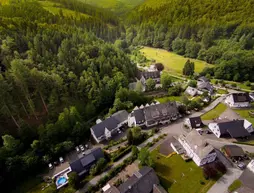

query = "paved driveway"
[207,168,243,193]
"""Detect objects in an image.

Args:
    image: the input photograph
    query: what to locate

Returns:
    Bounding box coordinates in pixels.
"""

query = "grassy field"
[216,89,229,94]
[156,96,182,103]
[140,47,213,74]
[39,1,90,18]
[211,79,252,91]
[234,108,254,125]
[201,103,227,120]
[228,179,242,192]
[151,150,216,193]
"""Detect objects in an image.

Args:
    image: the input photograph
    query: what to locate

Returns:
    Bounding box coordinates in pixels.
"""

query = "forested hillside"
[126,0,254,81]
[79,0,144,15]
[0,0,138,190]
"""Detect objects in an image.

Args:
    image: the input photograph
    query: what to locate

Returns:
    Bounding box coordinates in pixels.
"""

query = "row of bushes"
[87,155,137,193]
[145,134,167,148]
[111,146,132,162]
[104,138,127,150]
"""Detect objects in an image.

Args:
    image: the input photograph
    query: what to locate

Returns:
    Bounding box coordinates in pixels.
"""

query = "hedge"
[233,142,254,146]
[111,146,132,162]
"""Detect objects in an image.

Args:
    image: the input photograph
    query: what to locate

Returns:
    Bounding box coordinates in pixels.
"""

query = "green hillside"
[79,0,144,14]
[126,0,254,82]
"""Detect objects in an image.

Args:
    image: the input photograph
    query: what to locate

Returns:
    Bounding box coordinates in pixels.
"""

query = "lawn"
[211,79,252,91]
[151,149,216,193]
[228,179,242,192]
[201,103,227,120]
[216,89,228,94]
[234,108,254,126]
[156,96,182,103]
[140,47,213,74]
[39,1,90,18]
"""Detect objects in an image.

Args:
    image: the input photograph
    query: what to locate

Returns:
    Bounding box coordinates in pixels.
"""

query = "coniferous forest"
[1,0,254,191]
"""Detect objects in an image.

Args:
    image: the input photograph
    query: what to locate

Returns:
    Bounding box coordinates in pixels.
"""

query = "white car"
[48,163,53,169]
[75,146,80,152]
[59,157,64,163]
[79,145,85,152]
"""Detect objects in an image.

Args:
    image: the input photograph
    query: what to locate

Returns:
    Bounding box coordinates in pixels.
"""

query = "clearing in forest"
[140,47,213,74]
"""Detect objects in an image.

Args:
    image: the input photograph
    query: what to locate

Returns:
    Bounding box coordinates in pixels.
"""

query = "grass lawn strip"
[151,149,216,193]
[228,179,242,192]
[201,103,227,120]
[216,89,228,94]
[155,96,182,103]
[234,108,254,125]
[140,47,213,74]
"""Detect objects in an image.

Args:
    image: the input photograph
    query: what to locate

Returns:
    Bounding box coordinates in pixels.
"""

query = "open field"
[234,108,254,125]
[140,47,213,74]
[211,79,253,91]
[151,149,216,193]
[39,1,90,18]
[201,103,227,120]
[155,96,182,103]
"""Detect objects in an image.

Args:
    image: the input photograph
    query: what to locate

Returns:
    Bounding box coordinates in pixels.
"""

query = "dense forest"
[126,0,254,81]
[0,0,139,191]
[1,0,254,192]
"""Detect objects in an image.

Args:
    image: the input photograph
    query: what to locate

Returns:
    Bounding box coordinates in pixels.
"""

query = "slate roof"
[118,167,159,193]
[189,117,203,128]
[224,145,245,157]
[239,168,254,190]
[70,148,104,176]
[184,130,215,160]
[133,109,145,124]
[197,81,213,92]
[91,110,128,138]
[232,93,251,103]
[144,102,179,122]
[236,186,254,193]
[198,76,209,83]
[217,120,250,138]
[140,71,160,80]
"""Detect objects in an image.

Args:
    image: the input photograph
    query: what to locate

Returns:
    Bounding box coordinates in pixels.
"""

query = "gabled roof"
[184,130,214,160]
[140,71,160,80]
[70,148,104,175]
[231,93,251,103]
[189,117,203,128]
[144,102,179,121]
[118,167,159,193]
[133,109,145,124]
[217,120,250,138]
[197,81,213,92]
[198,76,209,83]
[185,86,198,96]
[111,110,128,124]
[239,168,254,190]
[224,145,245,157]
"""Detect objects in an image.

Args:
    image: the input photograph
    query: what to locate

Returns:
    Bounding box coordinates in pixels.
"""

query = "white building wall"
[244,119,254,133]
[208,123,221,138]
[90,128,101,143]
[128,115,136,127]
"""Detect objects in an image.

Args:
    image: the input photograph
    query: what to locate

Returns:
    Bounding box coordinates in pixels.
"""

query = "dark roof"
[232,93,251,103]
[140,71,160,80]
[91,117,119,138]
[217,120,250,138]
[189,117,203,128]
[224,145,245,157]
[70,148,104,175]
[239,169,254,190]
[198,76,209,83]
[197,82,213,92]
[134,109,145,124]
[111,110,128,124]
[236,186,254,193]
[144,102,179,121]
[118,167,159,193]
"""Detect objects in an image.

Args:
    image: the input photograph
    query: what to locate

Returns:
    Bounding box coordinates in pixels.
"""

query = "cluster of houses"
[103,166,167,193]
[91,102,181,143]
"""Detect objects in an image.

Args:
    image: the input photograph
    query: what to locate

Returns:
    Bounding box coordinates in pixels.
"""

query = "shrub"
[228,180,242,192]
[111,146,132,162]
[68,172,80,190]
[215,161,227,174]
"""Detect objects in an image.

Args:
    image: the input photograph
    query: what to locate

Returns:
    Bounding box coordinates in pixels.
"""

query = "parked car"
[79,145,85,152]
[48,163,53,169]
[237,162,246,170]
[76,146,80,152]
[59,157,64,163]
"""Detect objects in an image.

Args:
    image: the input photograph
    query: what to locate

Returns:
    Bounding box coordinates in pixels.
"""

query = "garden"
[150,149,217,193]
[201,103,227,120]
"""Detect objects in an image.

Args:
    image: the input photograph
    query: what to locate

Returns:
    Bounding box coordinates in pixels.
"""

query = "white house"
[178,130,216,166]
[185,86,203,97]
[225,93,251,108]
[208,119,253,138]
[91,110,128,143]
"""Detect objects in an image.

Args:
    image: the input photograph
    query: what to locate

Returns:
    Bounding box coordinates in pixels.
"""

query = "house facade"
[178,130,216,166]
[225,93,251,108]
[128,102,180,128]
[91,110,128,143]
[208,119,253,138]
